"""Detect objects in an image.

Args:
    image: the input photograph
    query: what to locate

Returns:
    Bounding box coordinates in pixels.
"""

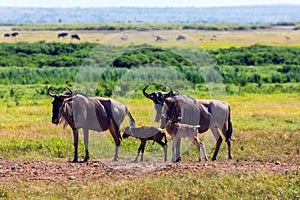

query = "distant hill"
[0,5,299,24]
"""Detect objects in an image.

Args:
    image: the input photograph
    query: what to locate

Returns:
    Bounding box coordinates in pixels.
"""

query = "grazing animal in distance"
[122,126,168,162]
[58,32,68,38]
[11,32,19,37]
[165,118,208,162]
[143,84,233,162]
[71,34,80,40]
[153,34,165,42]
[120,34,128,41]
[4,33,10,37]
[47,87,135,162]
[176,35,186,41]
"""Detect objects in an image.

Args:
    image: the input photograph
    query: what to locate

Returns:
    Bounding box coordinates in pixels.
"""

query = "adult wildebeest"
[4,33,10,37]
[11,32,19,37]
[122,126,167,162]
[58,32,68,38]
[143,85,232,162]
[71,34,80,40]
[165,118,208,162]
[47,87,135,162]
[176,35,186,41]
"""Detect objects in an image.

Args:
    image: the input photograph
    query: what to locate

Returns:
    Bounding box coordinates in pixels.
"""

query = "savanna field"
[0,24,299,199]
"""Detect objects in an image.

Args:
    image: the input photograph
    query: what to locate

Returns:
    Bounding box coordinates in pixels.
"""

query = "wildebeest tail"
[226,105,233,142]
[164,131,167,145]
[126,107,136,127]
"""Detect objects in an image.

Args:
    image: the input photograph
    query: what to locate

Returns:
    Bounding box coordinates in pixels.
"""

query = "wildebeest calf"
[122,126,168,162]
[165,119,208,162]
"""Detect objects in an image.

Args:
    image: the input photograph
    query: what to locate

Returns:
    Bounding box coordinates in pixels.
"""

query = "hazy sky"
[0,0,299,7]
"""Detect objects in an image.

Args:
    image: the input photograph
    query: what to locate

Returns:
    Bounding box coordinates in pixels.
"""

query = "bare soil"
[0,158,299,182]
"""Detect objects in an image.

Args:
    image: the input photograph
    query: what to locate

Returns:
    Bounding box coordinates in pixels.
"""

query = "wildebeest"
[165,118,208,162]
[120,34,128,41]
[143,85,232,162]
[152,34,165,42]
[11,32,19,37]
[122,126,167,162]
[58,32,68,38]
[47,87,135,162]
[4,33,10,37]
[71,34,80,40]
[176,35,186,41]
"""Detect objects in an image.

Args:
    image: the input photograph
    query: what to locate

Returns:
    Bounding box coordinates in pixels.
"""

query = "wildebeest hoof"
[173,157,181,162]
[112,158,119,161]
[72,159,78,163]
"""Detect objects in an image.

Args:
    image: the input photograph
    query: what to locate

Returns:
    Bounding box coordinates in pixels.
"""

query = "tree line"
[0,42,299,97]
[1,43,300,67]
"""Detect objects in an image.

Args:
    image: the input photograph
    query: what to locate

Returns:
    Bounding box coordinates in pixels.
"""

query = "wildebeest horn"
[61,87,74,98]
[66,87,73,95]
[47,86,58,98]
[143,85,151,99]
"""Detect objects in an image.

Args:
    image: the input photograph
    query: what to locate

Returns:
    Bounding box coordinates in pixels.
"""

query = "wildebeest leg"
[222,126,232,159]
[83,128,90,162]
[140,139,147,162]
[189,136,202,161]
[200,141,208,161]
[134,139,145,162]
[171,136,176,162]
[156,141,168,162]
[72,129,79,163]
[211,127,223,161]
[175,138,181,162]
[109,121,121,161]
[226,139,232,159]
[172,136,181,162]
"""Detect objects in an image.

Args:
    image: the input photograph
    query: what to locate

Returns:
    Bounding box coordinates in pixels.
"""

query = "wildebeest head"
[160,97,182,128]
[143,84,174,122]
[47,87,73,124]
[122,126,133,139]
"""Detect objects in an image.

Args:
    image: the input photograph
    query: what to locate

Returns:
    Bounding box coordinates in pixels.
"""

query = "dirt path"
[0,158,299,182]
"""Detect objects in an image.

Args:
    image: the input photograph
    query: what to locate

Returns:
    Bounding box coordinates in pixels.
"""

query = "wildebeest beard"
[59,99,74,128]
